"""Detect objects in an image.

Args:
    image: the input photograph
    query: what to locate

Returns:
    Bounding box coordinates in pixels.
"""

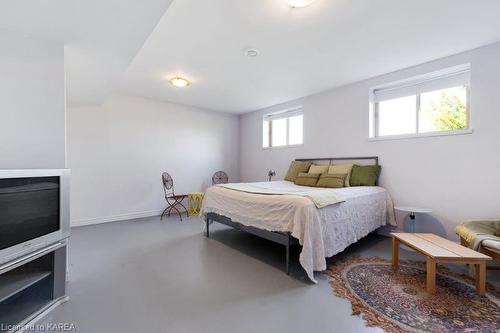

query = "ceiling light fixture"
[287,0,314,8]
[169,76,190,88]
[244,48,259,57]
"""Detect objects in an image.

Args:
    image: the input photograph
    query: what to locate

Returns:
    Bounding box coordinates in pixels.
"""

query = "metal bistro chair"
[212,171,229,185]
[161,172,188,221]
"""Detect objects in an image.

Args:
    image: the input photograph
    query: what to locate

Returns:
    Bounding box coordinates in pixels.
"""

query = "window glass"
[271,118,287,147]
[288,115,303,145]
[419,86,467,133]
[263,120,269,148]
[378,95,417,136]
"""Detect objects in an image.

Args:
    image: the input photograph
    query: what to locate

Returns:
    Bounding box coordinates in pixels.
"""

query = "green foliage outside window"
[426,91,467,131]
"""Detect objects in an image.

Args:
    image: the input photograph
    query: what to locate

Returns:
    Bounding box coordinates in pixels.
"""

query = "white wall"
[0,31,66,168]
[68,95,239,226]
[240,42,500,239]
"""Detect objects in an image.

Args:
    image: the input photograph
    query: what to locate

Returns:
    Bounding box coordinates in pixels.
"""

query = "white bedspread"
[201,181,396,283]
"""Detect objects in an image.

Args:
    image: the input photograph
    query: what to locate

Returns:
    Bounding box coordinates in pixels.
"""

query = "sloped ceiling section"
[2,0,500,113]
[0,0,174,106]
[120,0,500,113]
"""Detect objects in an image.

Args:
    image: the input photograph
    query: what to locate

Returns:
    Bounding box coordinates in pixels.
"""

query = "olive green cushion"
[308,164,329,174]
[316,173,347,188]
[495,228,500,237]
[294,172,320,187]
[349,165,381,186]
[284,161,312,182]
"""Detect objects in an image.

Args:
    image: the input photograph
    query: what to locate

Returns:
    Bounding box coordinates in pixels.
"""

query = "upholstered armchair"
[456,219,500,267]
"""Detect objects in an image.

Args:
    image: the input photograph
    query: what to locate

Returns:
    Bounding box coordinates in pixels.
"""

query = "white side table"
[394,206,432,251]
[394,206,432,232]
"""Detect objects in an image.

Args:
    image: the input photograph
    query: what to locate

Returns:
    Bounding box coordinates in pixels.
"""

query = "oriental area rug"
[326,257,500,333]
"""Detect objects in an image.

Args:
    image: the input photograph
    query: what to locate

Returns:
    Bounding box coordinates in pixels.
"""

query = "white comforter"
[201,181,396,283]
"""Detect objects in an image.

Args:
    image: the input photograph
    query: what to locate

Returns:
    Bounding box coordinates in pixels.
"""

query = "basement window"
[263,108,303,148]
[369,64,471,140]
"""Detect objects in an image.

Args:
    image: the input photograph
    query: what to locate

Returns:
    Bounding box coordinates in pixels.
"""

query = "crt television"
[0,169,70,266]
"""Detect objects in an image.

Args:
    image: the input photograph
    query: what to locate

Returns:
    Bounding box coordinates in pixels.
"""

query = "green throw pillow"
[294,172,320,187]
[495,228,500,237]
[284,161,312,182]
[316,173,347,188]
[349,165,381,186]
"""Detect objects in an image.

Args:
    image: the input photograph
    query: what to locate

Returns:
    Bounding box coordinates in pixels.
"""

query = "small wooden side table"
[187,192,204,217]
[391,233,491,295]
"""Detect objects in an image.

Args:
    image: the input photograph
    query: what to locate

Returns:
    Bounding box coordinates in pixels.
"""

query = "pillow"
[316,173,347,188]
[308,164,329,174]
[495,228,500,237]
[284,161,312,182]
[349,165,381,186]
[328,164,353,187]
[294,172,320,187]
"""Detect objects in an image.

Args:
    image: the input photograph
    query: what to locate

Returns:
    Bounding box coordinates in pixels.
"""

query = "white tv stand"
[0,241,68,333]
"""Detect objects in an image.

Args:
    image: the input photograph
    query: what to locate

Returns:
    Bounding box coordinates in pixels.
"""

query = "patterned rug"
[326,257,500,333]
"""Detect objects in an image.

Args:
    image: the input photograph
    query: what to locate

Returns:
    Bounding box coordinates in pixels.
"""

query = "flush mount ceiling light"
[287,0,314,8]
[244,48,259,57]
[169,76,190,88]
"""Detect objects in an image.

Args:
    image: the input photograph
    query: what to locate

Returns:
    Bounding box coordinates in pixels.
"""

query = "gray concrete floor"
[36,216,499,333]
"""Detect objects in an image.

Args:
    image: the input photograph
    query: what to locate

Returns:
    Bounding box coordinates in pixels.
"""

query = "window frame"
[262,107,304,149]
[369,64,472,141]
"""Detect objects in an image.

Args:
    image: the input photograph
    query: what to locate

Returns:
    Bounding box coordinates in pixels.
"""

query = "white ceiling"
[120,0,500,113]
[2,1,500,113]
[0,0,174,106]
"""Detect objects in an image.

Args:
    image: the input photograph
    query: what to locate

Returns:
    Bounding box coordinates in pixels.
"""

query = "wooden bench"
[391,233,492,295]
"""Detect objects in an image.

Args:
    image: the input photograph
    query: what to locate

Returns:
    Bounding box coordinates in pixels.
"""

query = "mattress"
[202,181,396,283]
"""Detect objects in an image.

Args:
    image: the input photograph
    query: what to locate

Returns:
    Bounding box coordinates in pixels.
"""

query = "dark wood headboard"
[295,156,379,166]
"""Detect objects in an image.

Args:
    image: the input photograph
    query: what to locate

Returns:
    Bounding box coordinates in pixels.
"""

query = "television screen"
[0,177,60,250]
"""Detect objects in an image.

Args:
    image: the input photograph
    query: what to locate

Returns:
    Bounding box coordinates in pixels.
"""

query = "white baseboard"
[71,209,163,227]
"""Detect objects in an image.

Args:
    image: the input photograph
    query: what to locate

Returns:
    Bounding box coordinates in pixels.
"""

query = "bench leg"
[426,257,436,294]
[392,237,399,269]
[475,262,486,296]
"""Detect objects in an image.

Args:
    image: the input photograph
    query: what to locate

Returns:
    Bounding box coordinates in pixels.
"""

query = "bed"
[201,157,396,283]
